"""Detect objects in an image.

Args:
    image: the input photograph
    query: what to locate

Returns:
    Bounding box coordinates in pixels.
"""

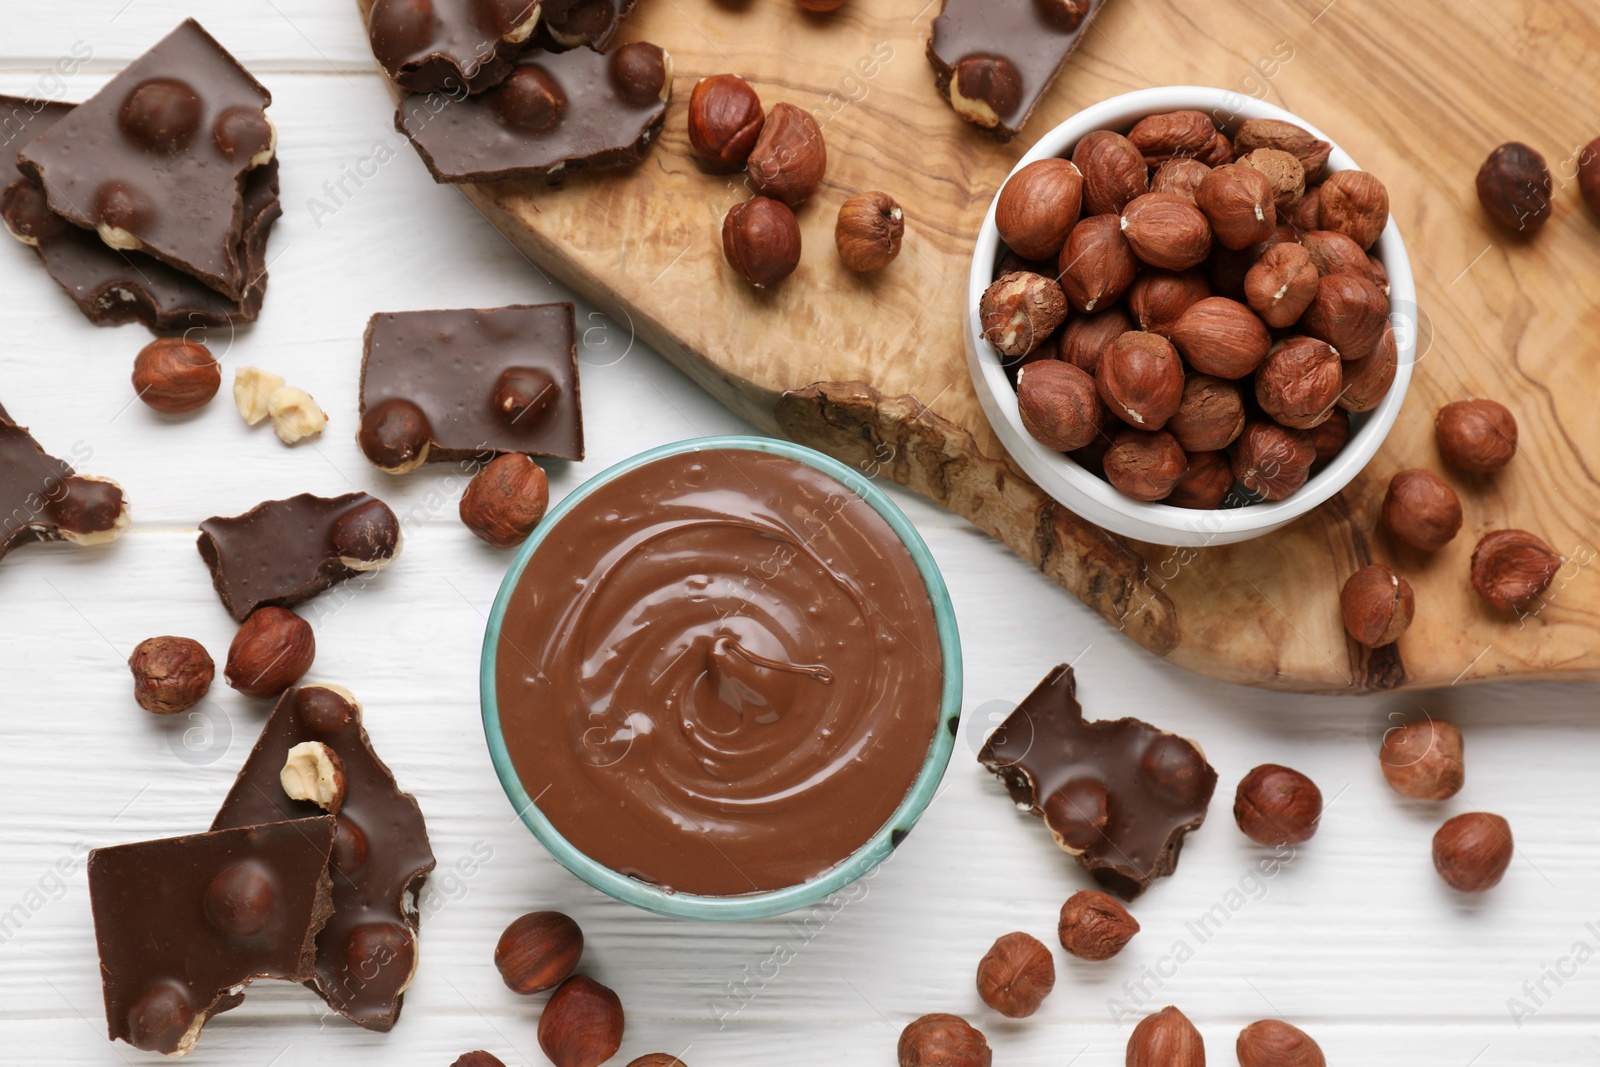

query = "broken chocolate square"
[538,0,640,52]
[88,817,336,1056]
[0,410,130,562]
[979,664,1216,899]
[213,686,435,1032]
[367,0,574,94]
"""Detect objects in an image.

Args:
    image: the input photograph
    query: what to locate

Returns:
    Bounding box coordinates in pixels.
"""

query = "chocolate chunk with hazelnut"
[1168,375,1244,453]
[1340,564,1415,648]
[1470,528,1561,611]
[1098,331,1185,430]
[280,741,347,813]
[980,271,1067,358]
[1197,163,1278,249]
[539,975,624,1067]
[1166,450,1235,510]
[975,931,1054,1018]
[1244,242,1319,328]
[1237,1019,1326,1067]
[1072,130,1149,216]
[1127,1006,1205,1067]
[1382,469,1462,551]
[226,607,315,699]
[129,636,214,714]
[1120,192,1214,271]
[132,337,219,415]
[1255,336,1343,430]
[1056,307,1131,375]
[835,192,904,272]
[1169,296,1271,379]
[948,55,1023,131]
[1104,429,1187,502]
[1058,890,1139,960]
[687,74,764,172]
[898,1013,991,1067]
[1433,812,1513,893]
[747,103,826,206]
[996,158,1083,260]
[460,454,550,549]
[1127,110,1218,168]
[1057,214,1138,313]
[1233,420,1315,500]
[1318,169,1390,249]
[1128,269,1211,337]
[1017,361,1107,452]
[722,196,802,289]
[1234,764,1322,845]
[1436,399,1517,472]
[1476,142,1553,233]
[496,911,583,995]
[1380,718,1465,801]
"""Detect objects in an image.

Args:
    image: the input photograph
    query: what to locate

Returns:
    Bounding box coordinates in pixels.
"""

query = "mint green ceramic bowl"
[480,435,963,920]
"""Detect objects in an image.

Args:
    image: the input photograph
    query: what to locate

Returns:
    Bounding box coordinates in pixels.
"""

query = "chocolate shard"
[979,664,1216,899]
[18,19,274,301]
[395,44,670,184]
[197,493,402,622]
[212,686,436,1032]
[367,0,580,94]
[88,817,337,1056]
[927,0,1108,142]
[538,0,640,52]
[0,410,130,562]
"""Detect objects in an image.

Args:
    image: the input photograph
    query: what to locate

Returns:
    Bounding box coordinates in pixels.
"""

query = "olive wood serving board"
[358,0,1600,692]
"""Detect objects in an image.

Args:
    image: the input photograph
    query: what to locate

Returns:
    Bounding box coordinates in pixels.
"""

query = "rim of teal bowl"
[480,435,964,921]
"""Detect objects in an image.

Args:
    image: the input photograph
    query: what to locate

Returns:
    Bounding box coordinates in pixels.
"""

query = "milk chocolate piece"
[927,0,1108,142]
[539,0,639,51]
[368,0,578,94]
[979,664,1216,899]
[395,44,669,184]
[0,410,130,562]
[88,817,336,1056]
[18,20,274,300]
[197,493,402,621]
[213,686,435,1031]
[358,304,582,467]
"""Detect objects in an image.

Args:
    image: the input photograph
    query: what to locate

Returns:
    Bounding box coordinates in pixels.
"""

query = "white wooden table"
[3,4,1597,1064]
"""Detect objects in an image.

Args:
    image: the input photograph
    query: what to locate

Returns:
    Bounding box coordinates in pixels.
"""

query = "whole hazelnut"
[1167,450,1235,510]
[1017,361,1106,452]
[608,42,671,106]
[1436,399,1517,472]
[1300,229,1388,291]
[358,397,433,474]
[1237,1020,1326,1067]
[330,498,403,571]
[1233,420,1315,500]
[492,367,561,428]
[1337,324,1398,413]
[461,454,550,549]
[898,1013,991,1067]
[1234,764,1323,846]
[128,636,214,714]
[1244,242,1319,328]
[1151,157,1211,203]
[747,102,826,206]
[1240,148,1306,211]
[1287,184,1322,232]
[1120,192,1214,271]
[1579,137,1600,215]
[538,975,624,1067]
[1127,110,1218,168]
[1042,778,1109,851]
[1300,272,1389,361]
[1196,163,1278,249]
[1317,169,1389,249]
[1307,408,1350,461]
[496,66,567,132]
[1128,268,1211,337]
[1476,142,1553,233]
[1072,130,1149,216]
[1340,564,1415,648]
[1433,812,1514,893]
[948,55,1023,130]
[1471,528,1562,611]
[1206,230,1287,303]
[722,196,802,289]
[687,74,764,171]
[132,338,220,414]
[203,860,277,937]
[1169,296,1271,379]
[1127,1006,1205,1067]
[1234,118,1332,181]
[974,931,1055,1018]
[225,607,315,699]
[996,159,1084,260]
[1034,0,1089,28]
[1104,429,1187,501]
[1056,307,1131,375]
[495,911,583,994]
[1057,890,1139,960]
[1380,718,1465,801]
[835,192,904,272]
[980,271,1067,358]
[1098,331,1185,429]
[1057,214,1138,313]
[1168,374,1244,453]
[1382,469,1463,551]
[1255,336,1342,430]
[1197,129,1235,166]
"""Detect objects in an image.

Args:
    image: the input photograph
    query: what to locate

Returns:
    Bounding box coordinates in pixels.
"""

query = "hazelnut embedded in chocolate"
[496,65,568,132]
[120,78,203,152]
[328,498,403,572]
[358,398,433,474]
[202,860,278,937]
[492,366,561,428]
[214,106,274,164]
[609,43,672,106]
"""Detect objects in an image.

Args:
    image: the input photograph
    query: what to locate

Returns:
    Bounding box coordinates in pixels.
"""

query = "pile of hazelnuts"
[979,110,1397,509]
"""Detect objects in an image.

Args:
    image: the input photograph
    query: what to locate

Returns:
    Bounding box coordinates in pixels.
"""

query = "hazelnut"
[1240,147,1306,210]
[1580,137,1600,215]
[1337,323,1398,413]
[1034,0,1089,28]
[330,498,403,572]
[722,196,802,289]
[496,66,567,132]
[1127,110,1218,167]
[1340,564,1415,648]
[1436,399,1517,472]
[948,55,1022,130]
[1234,764,1323,846]
[1017,361,1106,452]
[267,386,327,445]
[1057,214,1138,313]
[48,476,130,546]
[1476,142,1552,233]
[687,74,764,171]
[1168,374,1244,452]
[608,42,671,106]
[1057,890,1139,960]
[1056,307,1131,375]
[1287,184,1322,232]
[460,454,550,549]
[981,271,1067,358]
[1255,336,1342,430]
[1167,450,1236,510]
[225,607,315,699]
[232,366,285,426]
[538,975,624,1067]
[1470,528,1562,611]
[1299,229,1388,291]
[1042,778,1109,851]
[1234,118,1332,181]
[1197,129,1235,166]
[280,740,346,812]
[1233,420,1315,500]
[1244,242,1319,328]
[1300,272,1389,360]
[132,338,220,414]
[996,159,1083,260]
[626,1057,688,1067]
[1128,269,1211,337]
[898,1014,991,1067]
[1196,163,1278,249]
[1098,331,1185,429]
[1307,408,1350,461]
[358,397,433,474]
[975,932,1054,1018]
[1382,469,1462,551]
[1433,812,1513,893]
[492,367,560,428]
[1127,1006,1205,1067]
[1150,157,1211,202]
[496,911,583,994]
[835,191,904,272]
[1237,1020,1326,1067]
[1120,192,1213,271]
[202,860,277,938]
[295,685,359,738]
[1207,226,1292,302]
[1072,130,1149,216]
[1317,169,1389,249]
[128,636,214,714]
[1104,429,1187,501]
[452,1054,508,1067]
[1380,718,1465,801]
[747,102,826,206]
[1169,296,1271,379]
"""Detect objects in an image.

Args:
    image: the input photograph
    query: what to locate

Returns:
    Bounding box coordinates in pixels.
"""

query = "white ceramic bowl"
[965,86,1417,547]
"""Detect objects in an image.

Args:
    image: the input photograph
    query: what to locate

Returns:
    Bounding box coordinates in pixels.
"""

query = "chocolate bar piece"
[88,817,336,1056]
[19,20,275,301]
[927,0,1107,142]
[538,0,640,51]
[358,304,582,471]
[197,493,402,621]
[367,0,578,94]
[979,664,1216,899]
[213,686,435,1031]
[395,43,670,184]
[0,410,130,562]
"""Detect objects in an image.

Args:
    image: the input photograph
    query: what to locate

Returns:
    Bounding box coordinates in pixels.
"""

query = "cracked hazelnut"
[1056,307,1130,375]
[1127,1006,1205,1067]
[1237,1020,1326,1067]
[1057,214,1138,313]
[1058,890,1139,960]
[1471,528,1561,611]
[835,191,904,272]
[1120,192,1213,271]
[128,636,214,714]
[1169,296,1271,379]
[1168,374,1244,452]
[1340,564,1415,647]
[1072,130,1149,216]
[496,911,583,995]
[1244,242,1318,328]
[539,975,624,1067]
[1017,361,1106,452]
[132,338,219,414]
[722,196,802,289]
[1150,157,1211,202]
[1128,269,1211,337]
[1127,110,1218,167]
[232,366,284,426]
[1299,229,1388,291]
[461,453,550,549]
[1256,336,1342,430]
[1098,331,1184,429]
[1235,118,1332,181]
[981,271,1067,358]
[1240,147,1306,210]
[1380,718,1464,801]
[687,74,764,172]
[1382,469,1462,551]
[1197,163,1277,249]
[898,1014,991,1067]
[1476,142,1552,233]
[949,55,1022,130]
[1104,429,1186,501]
[1436,399,1517,472]
[975,932,1054,1019]
[1434,812,1513,893]
[1167,450,1235,509]
[1233,420,1315,500]
[747,103,826,206]
[358,397,433,474]
[225,607,315,699]
[1234,764,1322,846]
[1318,169,1389,249]
[1337,323,1398,412]
[280,741,346,812]
[47,475,129,547]
[996,159,1083,260]
[1300,272,1389,360]
[1307,408,1349,461]
[267,386,327,445]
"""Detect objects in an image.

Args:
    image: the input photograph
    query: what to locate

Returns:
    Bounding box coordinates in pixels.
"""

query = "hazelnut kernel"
[266,386,327,445]
[747,103,826,206]
[1234,118,1332,181]
[1233,420,1315,501]
[1379,718,1465,801]
[1127,1006,1205,1067]
[1017,361,1106,453]
[1120,192,1214,271]
[132,338,219,415]
[1470,528,1562,611]
[1382,469,1463,552]
[980,271,1067,358]
[358,397,433,474]
[329,499,402,572]
[1476,142,1553,233]
[1127,110,1218,168]
[225,607,315,699]
[835,191,905,272]
[1237,1019,1326,1067]
[128,636,214,714]
[495,911,583,995]
[460,454,550,549]
[1072,130,1149,216]
[1058,890,1139,960]
[1300,272,1389,361]
[1436,399,1517,472]
[1057,214,1138,313]
[1433,812,1513,893]
[1340,564,1415,648]
[538,975,624,1067]
[280,741,347,812]
[1196,163,1278,250]
[975,931,1054,1018]
[996,159,1083,261]
[1169,296,1271,379]
[1056,307,1132,376]
[1234,764,1322,846]
[1103,429,1186,502]
[722,196,802,289]
[1128,269,1211,337]
[1097,331,1185,430]
[1318,169,1390,249]
[232,366,285,426]
[1255,336,1342,430]
[948,55,1022,129]
[898,1013,991,1067]
[1166,450,1235,510]
[1244,241,1318,328]
[687,75,764,172]
[1167,374,1244,453]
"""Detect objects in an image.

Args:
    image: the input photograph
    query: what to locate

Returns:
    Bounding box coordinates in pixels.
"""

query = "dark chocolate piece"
[395,44,669,184]
[979,664,1216,899]
[358,304,582,467]
[927,0,1108,142]
[88,817,336,1056]
[213,686,435,1032]
[0,411,130,562]
[197,493,402,621]
[538,0,639,52]
[18,20,274,300]
[367,0,578,94]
